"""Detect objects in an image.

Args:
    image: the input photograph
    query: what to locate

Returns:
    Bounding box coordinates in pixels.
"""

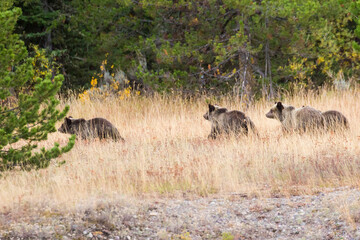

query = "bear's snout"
[265,111,274,119]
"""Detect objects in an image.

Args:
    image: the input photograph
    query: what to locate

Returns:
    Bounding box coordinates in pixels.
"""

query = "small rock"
[149,211,158,216]
[71,224,78,231]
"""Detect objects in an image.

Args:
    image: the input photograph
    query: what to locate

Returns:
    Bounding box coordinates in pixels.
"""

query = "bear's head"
[203,104,227,121]
[266,102,285,120]
[203,104,215,120]
[58,116,86,134]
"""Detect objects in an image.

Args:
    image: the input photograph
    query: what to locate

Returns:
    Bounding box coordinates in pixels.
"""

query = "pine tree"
[0,1,75,171]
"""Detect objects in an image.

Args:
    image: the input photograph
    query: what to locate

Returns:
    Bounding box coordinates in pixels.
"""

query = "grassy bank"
[0,89,359,211]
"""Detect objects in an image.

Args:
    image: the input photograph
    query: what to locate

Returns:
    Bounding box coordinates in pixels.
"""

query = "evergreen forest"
[11,0,360,99]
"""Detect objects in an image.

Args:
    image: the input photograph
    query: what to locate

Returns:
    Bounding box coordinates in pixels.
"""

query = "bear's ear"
[65,117,73,126]
[209,104,216,112]
[276,102,284,111]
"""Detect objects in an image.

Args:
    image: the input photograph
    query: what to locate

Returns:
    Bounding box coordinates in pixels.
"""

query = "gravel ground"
[1,188,360,239]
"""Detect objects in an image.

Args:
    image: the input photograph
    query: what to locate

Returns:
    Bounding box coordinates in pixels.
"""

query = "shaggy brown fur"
[321,110,349,130]
[58,116,125,142]
[266,102,325,133]
[203,104,258,139]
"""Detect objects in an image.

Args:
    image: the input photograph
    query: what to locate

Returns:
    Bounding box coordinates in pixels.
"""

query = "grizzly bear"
[266,102,325,133]
[203,104,258,139]
[58,116,125,142]
[321,110,349,130]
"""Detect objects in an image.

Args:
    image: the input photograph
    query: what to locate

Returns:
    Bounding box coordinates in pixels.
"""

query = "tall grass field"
[1,88,359,212]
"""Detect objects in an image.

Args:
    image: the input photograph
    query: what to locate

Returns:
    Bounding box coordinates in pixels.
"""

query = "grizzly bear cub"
[266,102,325,133]
[58,116,125,142]
[321,110,349,130]
[203,104,258,139]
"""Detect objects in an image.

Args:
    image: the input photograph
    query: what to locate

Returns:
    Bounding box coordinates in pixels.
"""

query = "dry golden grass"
[0,88,359,212]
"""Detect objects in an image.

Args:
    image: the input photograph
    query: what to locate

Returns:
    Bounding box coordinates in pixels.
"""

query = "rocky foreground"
[1,188,360,239]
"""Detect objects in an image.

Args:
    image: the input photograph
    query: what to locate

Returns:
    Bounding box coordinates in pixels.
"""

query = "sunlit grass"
[0,88,359,212]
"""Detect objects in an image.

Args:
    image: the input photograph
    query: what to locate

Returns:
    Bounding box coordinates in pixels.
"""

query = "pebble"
[149,211,158,216]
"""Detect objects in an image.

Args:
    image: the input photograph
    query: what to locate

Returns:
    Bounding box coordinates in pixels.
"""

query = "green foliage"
[350,0,360,52]
[222,232,235,240]
[13,0,360,97]
[0,2,75,172]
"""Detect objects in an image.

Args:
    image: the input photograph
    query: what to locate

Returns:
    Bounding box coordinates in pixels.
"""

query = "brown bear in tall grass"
[321,110,349,131]
[266,102,325,133]
[58,116,125,142]
[203,104,258,139]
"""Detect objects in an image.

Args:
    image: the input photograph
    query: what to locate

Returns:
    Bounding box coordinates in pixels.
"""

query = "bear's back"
[322,110,349,129]
[294,106,324,131]
[87,118,123,141]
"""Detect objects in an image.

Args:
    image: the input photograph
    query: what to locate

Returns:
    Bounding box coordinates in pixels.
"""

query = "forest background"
[12,0,360,100]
